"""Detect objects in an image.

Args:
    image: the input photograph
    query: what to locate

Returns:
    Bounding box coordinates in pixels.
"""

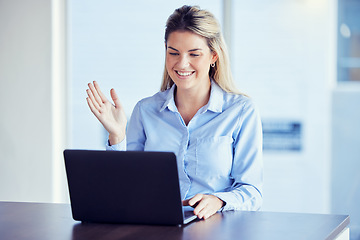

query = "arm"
[183,100,263,218]
[213,101,263,211]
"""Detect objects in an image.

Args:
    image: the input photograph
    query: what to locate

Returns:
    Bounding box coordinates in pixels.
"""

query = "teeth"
[177,71,193,76]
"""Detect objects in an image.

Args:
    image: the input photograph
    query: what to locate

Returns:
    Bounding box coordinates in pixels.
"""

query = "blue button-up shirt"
[107,80,263,211]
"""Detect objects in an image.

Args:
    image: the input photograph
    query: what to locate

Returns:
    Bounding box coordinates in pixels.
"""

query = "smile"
[176,71,194,76]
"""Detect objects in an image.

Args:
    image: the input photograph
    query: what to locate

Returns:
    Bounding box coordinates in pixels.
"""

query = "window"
[338,0,360,82]
[67,1,222,149]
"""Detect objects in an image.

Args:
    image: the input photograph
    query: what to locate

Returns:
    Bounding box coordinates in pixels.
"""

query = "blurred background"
[0,0,359,239]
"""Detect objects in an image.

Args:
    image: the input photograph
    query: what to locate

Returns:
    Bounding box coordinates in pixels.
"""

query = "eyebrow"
[168,46,202,52]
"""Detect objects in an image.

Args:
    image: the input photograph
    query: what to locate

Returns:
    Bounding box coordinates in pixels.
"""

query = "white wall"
[0,0,53,202]
[232,1,336,214]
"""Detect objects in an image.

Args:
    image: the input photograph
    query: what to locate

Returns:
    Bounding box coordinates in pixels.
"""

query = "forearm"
[108,133,125,146]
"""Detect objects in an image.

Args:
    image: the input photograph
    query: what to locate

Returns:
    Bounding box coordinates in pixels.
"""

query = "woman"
[86,5,263,220]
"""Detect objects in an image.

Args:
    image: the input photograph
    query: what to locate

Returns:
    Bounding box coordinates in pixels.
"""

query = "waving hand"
[86,81,127,145]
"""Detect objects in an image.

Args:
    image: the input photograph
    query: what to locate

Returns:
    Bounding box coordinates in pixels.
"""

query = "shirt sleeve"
[213,99,263,211]
[126,101,146,151]
[105,137,127,151]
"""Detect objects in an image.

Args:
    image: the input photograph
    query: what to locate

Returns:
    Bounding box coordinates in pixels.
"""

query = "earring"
[211,62,215,68]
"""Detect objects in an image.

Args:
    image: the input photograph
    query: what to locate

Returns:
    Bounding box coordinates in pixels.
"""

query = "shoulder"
[135,89,170,111]
[222,91,257,113]
[210,81,257,114]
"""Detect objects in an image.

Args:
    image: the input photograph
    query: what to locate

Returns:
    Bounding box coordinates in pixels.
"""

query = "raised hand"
[86,81,127,145]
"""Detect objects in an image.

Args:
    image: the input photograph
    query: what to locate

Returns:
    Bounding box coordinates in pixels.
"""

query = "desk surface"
[0,201,349,240]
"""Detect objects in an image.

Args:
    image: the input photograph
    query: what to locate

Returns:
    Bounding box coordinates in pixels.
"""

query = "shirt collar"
[159,79,224,113]
[160,84,177,112]
[207,80,224,113]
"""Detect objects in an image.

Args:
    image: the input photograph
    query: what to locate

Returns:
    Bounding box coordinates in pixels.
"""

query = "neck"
[175,81,211,125]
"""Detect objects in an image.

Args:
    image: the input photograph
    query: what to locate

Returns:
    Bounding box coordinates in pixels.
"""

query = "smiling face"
[165,31,217,93]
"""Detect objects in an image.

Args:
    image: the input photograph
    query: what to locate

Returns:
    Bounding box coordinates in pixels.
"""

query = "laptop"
[63,149,197,225]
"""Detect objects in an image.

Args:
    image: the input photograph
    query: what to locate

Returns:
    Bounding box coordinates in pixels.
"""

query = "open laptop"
[63,149,197,225]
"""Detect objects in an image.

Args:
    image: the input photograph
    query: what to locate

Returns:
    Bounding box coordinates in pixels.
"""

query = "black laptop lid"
[64,150,184,225]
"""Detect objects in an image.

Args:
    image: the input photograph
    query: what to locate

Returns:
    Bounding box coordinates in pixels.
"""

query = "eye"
[190,53,200,57]
[169,52,179,56]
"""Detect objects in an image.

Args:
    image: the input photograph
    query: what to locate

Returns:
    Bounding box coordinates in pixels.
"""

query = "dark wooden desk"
[0,201,349,240]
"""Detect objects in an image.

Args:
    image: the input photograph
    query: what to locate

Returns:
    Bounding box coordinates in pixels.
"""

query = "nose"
[177,54,190,69]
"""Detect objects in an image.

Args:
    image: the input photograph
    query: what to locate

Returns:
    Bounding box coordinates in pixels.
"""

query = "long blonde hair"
[161,5,240,94]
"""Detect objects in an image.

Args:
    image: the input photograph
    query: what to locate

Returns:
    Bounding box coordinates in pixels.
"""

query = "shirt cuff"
[105,137,127,151]
[212,188,262,212]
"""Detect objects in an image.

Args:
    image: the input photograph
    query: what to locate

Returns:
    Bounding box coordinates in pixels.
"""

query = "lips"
[175,71,195,77]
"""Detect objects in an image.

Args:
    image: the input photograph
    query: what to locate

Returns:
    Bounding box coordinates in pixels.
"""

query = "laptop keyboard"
[184,210,195,219]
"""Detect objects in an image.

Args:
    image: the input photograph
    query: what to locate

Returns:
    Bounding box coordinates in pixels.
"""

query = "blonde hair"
[161,5,240,94]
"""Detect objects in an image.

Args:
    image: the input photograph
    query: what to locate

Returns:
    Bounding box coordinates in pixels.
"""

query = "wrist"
[108,133,125,146]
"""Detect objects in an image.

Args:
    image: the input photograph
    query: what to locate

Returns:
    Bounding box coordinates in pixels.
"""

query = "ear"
[211,51,218,64]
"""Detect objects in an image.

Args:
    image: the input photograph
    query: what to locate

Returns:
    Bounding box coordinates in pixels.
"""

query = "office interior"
[0,0,359,239]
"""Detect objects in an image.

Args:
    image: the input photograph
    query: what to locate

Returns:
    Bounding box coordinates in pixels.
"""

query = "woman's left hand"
[182,194,224,220]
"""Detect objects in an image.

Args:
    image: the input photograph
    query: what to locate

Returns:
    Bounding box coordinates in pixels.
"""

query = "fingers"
[93,81,108,104]
[88,81,105,108]
[86,87,101,113]
[110,88,123,109]
[86,96,102,120]
[86,95,97,115]
[197,205,215,220]
[193,195,209,219]
[185,194,224,220]
[188,194,203,207]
